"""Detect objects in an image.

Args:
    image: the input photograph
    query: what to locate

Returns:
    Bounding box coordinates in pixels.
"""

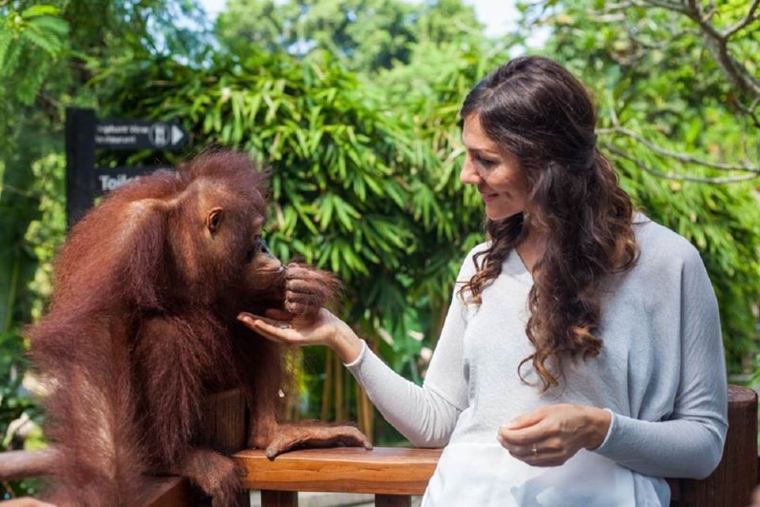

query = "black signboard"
[65,108,188,227]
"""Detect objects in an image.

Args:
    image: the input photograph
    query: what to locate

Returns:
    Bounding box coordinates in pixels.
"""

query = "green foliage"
[215,0,487,73]
[25,153,67,322]
[0,6,69,497]
[101,50,453,331]
[0,332,36,446]
[0,61,65,507]
[0,330,45,500]
[516,0,759,174]
[0,3,69,105]
[217,0,414,71]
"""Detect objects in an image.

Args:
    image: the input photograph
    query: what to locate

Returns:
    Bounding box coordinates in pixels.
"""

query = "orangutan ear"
[206,207,223,234]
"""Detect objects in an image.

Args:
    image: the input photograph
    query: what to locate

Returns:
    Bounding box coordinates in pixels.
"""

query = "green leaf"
[20,5,61,19]
[27,14,69,37]
[0,30,13,71]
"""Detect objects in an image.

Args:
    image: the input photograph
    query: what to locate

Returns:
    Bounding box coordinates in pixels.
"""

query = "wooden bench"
[1,385,756,506]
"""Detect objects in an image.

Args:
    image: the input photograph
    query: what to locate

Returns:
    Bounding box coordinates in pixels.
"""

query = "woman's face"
[460,114,532,221]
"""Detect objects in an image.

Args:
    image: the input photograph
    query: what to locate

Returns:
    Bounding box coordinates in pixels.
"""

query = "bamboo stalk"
[357,382,374,439]
[321,348,333,421]
[334,351,344,421]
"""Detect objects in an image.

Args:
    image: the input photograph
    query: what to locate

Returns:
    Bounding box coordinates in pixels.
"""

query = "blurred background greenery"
[1,0,759,498]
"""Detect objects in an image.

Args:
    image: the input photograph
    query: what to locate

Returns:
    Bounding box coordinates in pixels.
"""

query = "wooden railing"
[153,384,760,507]
[1,385,756,507]
[237,446,439,507]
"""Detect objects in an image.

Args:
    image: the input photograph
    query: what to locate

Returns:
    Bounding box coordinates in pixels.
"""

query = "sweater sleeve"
[345,259,474,448]
[345,341,461,447]
[595,244,728,479]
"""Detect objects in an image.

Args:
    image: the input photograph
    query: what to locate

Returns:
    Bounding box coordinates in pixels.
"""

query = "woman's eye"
[476,155,497,168]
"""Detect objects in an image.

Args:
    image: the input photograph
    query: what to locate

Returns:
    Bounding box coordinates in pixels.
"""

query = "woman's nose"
[460,157,480,185]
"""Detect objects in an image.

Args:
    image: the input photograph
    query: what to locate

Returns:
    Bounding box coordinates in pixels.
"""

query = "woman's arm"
[345,341,461,447]
[593,253,728,479]
[238,288,470,448]
[239,306,465,447]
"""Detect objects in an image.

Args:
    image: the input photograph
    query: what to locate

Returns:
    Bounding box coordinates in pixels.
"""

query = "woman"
[238,55,727,506]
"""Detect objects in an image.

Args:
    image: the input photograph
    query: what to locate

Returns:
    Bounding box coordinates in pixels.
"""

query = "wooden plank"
[235,447,441,496]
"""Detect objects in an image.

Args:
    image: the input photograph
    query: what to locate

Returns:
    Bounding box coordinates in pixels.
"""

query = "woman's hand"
[497,404,611,467]
[237,308,364,363]
[0,499,57,507]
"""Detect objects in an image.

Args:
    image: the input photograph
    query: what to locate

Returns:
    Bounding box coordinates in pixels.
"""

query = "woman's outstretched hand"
[237,308,364,364]
[0,499,57,507]
[496,404,611,467]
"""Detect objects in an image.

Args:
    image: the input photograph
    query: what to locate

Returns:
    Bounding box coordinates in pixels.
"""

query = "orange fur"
[27,149,369,506]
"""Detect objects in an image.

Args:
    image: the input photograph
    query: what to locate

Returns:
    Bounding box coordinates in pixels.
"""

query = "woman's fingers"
[237,312,294,342]
[497,404,600,467]
[237,309,335,347]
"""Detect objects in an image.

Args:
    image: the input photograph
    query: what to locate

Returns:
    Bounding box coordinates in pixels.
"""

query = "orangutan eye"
[246,235,265,262]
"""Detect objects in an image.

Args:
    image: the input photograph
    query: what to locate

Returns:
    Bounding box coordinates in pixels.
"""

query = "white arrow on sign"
[171,124,185,146]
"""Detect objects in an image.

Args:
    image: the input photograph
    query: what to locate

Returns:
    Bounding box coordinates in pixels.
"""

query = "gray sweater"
[346,215,728,506]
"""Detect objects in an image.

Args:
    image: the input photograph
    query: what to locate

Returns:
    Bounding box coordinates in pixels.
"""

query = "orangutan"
[26,149,371,506]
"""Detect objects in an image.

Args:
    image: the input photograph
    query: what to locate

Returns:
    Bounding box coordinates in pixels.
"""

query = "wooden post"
[200,388,250,507]
[670,385,757,507]
[375,494,411,507]
[261,490,298,506]
[200,387,248,454]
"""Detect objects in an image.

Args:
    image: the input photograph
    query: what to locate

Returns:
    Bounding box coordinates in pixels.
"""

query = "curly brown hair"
[458,56,638,391]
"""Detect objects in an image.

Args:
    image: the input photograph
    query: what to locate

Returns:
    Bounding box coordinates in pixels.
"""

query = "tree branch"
[634,0,688,14]
[603,142,759,183]
[598,126,759,174]
[649,0,760,102]
[736,97,760,127]
[0,184,44,201]
[603,1,635,12]
[724,0,760,38]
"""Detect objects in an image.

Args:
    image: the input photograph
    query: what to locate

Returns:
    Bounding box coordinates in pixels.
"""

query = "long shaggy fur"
[27,149,367,506]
